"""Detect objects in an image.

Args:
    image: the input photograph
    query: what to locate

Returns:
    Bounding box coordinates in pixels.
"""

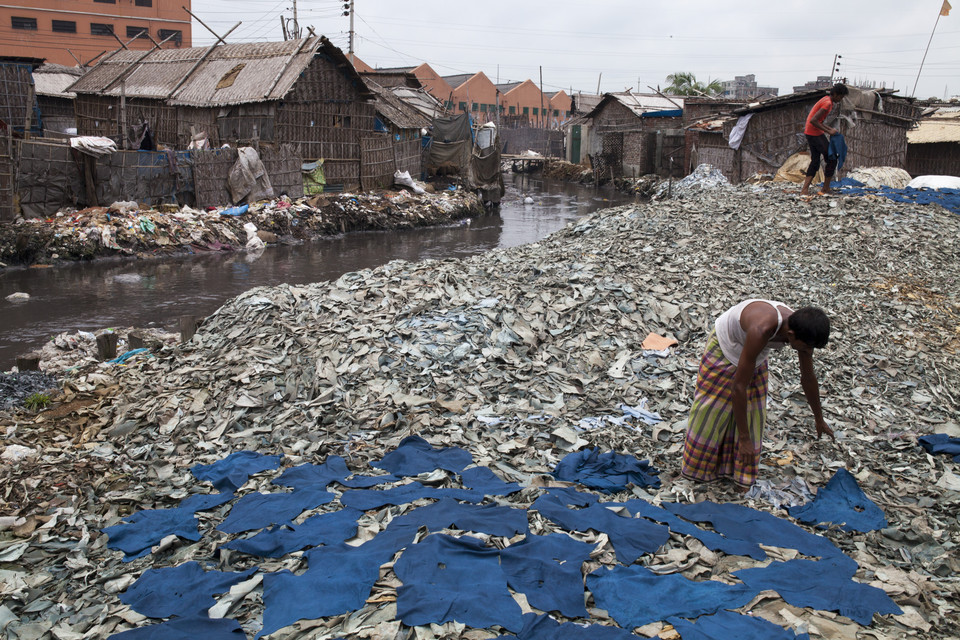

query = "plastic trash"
[220,204,249,217]
[244,222,265,251]
[394,170,426,195]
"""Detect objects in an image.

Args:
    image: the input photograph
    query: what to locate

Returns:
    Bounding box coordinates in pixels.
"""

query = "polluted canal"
[0,175,632,368]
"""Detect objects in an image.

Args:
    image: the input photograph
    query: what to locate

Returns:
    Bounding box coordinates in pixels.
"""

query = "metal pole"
[293,0,299,39]
[349,0,355,65]
[912,10,944,97]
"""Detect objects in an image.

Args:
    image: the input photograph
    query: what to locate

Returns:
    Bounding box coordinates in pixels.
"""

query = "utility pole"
[343,0,355,64]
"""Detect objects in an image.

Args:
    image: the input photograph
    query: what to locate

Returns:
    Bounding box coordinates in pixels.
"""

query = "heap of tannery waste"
[0,181,958,640]
[0,188,482,266]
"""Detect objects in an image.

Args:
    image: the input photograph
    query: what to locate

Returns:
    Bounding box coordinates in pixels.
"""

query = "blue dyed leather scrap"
[394,497,528,536]
[735,558,902,625]
[119,562,257,619]
[108,615,246,640]
[394,533,524,632]
[663,501,854,570]
[103,492,233,562]
[494,612,635,639]
[459,465,522,496]
[339,482,483,510]
[217,487,335,534]
[500,534,594,618]
[788,468,887,532]
[221,507,363,557]
[553,448,660,492]
[274,456,401,489]
[259,521,417,637]
[372,434,474,475]
[918,433,960,462]
[616,498,765,560]
[191,451,283,492]
[532,493,669,563]
[586,564,758,628]
[668,610,811,640]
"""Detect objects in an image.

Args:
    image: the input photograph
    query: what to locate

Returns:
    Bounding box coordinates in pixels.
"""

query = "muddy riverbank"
[0,181,957,639]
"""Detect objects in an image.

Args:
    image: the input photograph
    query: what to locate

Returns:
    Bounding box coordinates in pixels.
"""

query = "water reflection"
[0,176,632,367]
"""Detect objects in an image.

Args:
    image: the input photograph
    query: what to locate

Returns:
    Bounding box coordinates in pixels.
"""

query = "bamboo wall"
[277,54,375,188]
[0,131,15,221]
[361,135,395,189]
[395,138,422,178]
[906,142,960,178]
[500,127,564,157]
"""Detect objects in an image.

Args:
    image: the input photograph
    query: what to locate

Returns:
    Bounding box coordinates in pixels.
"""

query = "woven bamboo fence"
[14,140,82,217]
[907,143,960,178]
[395,138,422,177]
[361,135,395,190]
[193,147,239,209]
[0,131,15,221]
[260,144,304,199]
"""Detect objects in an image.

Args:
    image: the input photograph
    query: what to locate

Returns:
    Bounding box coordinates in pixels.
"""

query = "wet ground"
[0,174,633,369]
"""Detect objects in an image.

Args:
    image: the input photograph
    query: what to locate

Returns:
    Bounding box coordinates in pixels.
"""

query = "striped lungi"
[681,330,768,488]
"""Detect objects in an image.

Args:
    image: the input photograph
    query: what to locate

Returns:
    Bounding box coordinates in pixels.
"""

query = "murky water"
[0,174,634,368]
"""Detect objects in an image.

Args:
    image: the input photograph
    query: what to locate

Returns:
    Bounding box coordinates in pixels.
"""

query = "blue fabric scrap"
[192,451,283,492]
[459,466,522,496]
[553,448,660,493]
[500,534,594,618]
[103,492,234,562]
[394,497,528,537]
[259,521,417,637]
[918,433,960,462]
[217,487,334,534]
[120,562,257,619]
[788,468,887,532]
[108,615,246,640]
[828,132,847,170]
[663,501,853,570]
[221,507,362,557]
[274,456,401,489]
[586,564,758,628]
[495,613,635,639]
[394,534,524,632]
[667,610,811,640]
[372,434,473,476]
[339,482,483,510]
[532,494,669,563]
[735,558,902,625]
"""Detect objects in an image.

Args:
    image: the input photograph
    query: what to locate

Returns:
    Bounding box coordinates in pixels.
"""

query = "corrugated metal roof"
[68,37,371,106]
[585,92,684,120]
[391,86,445,119]
[367,81,431,130]
[908,109,960,144]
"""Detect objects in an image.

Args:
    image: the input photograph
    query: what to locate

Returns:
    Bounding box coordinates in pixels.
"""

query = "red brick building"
[0,0,192,66]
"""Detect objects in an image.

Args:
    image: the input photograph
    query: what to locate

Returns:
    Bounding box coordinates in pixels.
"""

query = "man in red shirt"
[800,83,849,196]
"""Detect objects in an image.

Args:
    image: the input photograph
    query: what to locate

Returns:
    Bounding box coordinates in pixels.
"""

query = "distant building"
[721,74,779,100]
[443,72,498,124]
[792,76,837,94]
[0,0,192,67]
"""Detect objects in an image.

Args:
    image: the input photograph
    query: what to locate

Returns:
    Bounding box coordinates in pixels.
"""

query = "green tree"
[664,72,723,96]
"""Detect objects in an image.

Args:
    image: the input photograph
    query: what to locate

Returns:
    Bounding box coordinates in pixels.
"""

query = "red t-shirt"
[804,95,834,136]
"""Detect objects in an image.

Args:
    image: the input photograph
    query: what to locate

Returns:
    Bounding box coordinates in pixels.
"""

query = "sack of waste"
[394,170,425,195]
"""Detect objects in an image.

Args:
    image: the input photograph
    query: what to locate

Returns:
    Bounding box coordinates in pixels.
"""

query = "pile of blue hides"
[553,448,660,492]
[834,178,960,214]
[788,468,887,532]
[918,433,960,462]
[668,610,810,640]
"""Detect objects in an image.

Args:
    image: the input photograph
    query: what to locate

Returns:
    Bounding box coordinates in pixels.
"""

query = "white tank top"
[714,299,791,367]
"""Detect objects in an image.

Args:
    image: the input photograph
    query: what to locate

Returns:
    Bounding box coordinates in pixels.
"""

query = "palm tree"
[664,72,723,97]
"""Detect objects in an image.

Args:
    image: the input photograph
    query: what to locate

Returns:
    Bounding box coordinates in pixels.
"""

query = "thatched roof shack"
[0,60,42,135]
[906,107,960,178]
[33,64,85,135]
[582,92,685,179]
[688,88,922,183]
[68,36,374,188]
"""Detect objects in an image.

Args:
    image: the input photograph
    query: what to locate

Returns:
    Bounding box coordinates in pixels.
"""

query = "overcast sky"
[190,0,959,99]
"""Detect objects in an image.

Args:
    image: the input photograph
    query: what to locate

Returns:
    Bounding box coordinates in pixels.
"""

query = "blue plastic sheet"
[668,610,811,640]
[735,558,902,625]
[788,468,887,532]
[217,487,335,534]
[494,613,635,639]
[104,492,233,562]
[108,615,247,640]
[107,348,150,365]
[586,564,758,628]
[395,534,524,632]
[221,507,362,557]
[918,433,960,462]
[532,494,670,563]
[663,501,853,570]
[553,448,660,492]
[394,497,528,537]
[259,522,417,637]
[192,451,283,492]
[339,482,483,510]
[372,434,474,476]
[500,534,593,618]
[120,562,257,618]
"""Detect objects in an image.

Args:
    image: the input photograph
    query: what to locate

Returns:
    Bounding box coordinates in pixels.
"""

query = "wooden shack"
[360,79,435,186]
[68,36,375,189]
[32,64,85,136]
[906,107,960,178]
[689,89,922,183]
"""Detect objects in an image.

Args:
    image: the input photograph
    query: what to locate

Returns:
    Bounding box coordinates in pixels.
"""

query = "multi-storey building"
[0,0,192,66]
[721,74,779,100]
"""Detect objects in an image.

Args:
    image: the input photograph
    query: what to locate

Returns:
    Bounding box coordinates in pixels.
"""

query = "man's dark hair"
[831,83,849,97]
[789,307,830,348]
